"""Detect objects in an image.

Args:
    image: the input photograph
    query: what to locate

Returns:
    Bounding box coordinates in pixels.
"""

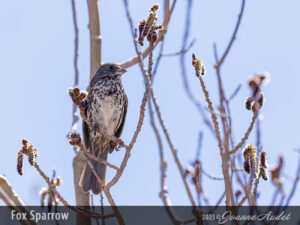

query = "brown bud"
[28,148,37,166]
[74,87,80,96]
[56,177,62,187]
[22,139,28,146]
[154,24,163,30]
[192,54,205,76]
[150,4,159,12]
[147,31,157,45]
[245,97,254,110]
[79,104,84,112]
[244,161,250,174]
[139,37,145,46]
[235,190,242,199]
[260,167,268,181]
[138,19,146,38]
[68,132,82,145]
[260,151,267,169]
[257,92,264,108]
[17,153,23,175]
[68,88,76,100]
[79,92,86,101]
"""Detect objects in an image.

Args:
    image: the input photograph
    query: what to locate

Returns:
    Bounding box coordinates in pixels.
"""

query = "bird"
[79,63,128,194]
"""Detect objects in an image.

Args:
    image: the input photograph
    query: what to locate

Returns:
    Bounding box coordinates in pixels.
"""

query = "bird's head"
[95,63,127,78]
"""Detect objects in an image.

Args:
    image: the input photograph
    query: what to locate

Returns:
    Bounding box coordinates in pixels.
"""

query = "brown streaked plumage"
[80,63,128,194]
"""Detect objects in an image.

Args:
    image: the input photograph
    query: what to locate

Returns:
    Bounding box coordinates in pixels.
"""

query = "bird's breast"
[88,81,124,135]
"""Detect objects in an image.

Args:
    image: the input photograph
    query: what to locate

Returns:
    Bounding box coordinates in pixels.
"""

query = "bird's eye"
[109,65,115,70]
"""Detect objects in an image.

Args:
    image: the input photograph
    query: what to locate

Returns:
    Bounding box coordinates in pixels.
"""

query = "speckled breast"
[87,76,126,136]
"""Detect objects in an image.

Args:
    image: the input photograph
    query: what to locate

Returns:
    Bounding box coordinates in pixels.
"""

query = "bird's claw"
[68,86,87,112]
[114,138,124,151]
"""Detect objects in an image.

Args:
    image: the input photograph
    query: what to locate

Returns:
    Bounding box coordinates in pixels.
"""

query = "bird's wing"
[82,121,91,151]
[82,100,91,151]
[115,93,128,138]
[109,94,128,153]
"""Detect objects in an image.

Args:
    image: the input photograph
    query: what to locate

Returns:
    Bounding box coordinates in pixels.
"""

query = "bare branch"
[194,64,224,154]
[149,100,170,205]
[228,84,242,102]
[229,111,258,155]
[87,0,101,79]
[104,192,126,225]
[238,174,254,206]
[252,176,260,206]
[162,39,196,57]
[0,176,37,225]
[202,169,224,181]
[285,156,300,206]
[0,175,26,206]
[70,0,80,153]
[80,144,119,170]
[216,0,246,68]
[179,0,214,135]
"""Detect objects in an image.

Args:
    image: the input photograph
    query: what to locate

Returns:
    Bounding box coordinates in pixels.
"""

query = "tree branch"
[87,0,101,79]
[229,111,258,155]
[216,0,246,68]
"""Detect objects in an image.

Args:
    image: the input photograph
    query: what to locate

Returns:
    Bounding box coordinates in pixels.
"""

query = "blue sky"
[0,0,299,206]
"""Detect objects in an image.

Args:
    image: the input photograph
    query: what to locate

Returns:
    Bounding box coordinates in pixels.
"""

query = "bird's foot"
[114,138,125,151]
[68,86,88,112]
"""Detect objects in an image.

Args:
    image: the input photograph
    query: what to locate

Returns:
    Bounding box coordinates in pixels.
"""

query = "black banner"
[0,206,299,225]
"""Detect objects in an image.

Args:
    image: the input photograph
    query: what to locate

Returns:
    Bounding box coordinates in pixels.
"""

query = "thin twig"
[216,0,246,67]
[85,157,105,188]
[180,0,214,135]
[103,190,125,225]
[229,111,258,155]
[208,191,226,213]
[228,84,242,102]
[285,156,300,206]
[196,75,224,154]
[149,99,170,204]
[78,144,119,170]
[252,175,260,205]
[256,112,262,154]
[150,95,197,206]
[202,169,224,181]
[162,39,196,57]
[212,0,247,206]
[69,0,80,154]
[152,41,165,80]
[195,132,203,160]
[194,62,234,206]
[147,46,171,205]
[238,174,254,206]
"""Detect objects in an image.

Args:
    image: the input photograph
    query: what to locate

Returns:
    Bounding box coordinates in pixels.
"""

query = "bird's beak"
[116,67,127,76]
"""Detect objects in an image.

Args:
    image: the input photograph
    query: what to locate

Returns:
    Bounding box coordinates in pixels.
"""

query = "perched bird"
[80,63,128,194]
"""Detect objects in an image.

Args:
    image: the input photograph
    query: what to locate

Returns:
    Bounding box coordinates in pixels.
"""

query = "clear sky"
[0,0,299,206]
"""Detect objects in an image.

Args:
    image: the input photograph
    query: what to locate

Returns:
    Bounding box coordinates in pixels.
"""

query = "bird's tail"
[79,149,108,195]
